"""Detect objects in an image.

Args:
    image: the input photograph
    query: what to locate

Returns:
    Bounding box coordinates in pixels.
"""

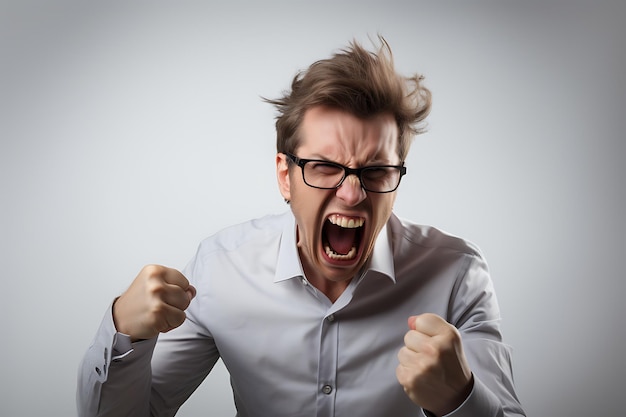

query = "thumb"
[186,285,197,302]
[407,316,417,330]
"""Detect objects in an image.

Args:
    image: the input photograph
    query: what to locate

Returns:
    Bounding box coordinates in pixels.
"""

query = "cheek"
[369,195,396,239]
[292,207,321,254]
[374,194,396,220]
[289,189,325,243]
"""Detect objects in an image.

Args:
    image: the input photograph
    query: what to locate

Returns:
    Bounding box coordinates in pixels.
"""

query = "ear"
[276,153,291,202]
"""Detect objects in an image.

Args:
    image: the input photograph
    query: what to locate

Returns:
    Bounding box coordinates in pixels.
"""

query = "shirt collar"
[274,210,396,284]
[274,211,305,283]
[365,221,396,283]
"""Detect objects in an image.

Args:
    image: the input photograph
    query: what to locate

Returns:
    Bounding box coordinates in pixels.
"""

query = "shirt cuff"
[111,332,134,360]
[427,376,501,417]
[104,301,158,362]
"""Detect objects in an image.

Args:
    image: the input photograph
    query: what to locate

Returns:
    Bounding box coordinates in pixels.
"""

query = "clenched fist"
[113,265,196,341]
[396,313,473,417]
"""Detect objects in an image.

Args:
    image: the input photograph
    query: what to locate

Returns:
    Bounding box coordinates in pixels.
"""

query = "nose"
[335,174,366,206]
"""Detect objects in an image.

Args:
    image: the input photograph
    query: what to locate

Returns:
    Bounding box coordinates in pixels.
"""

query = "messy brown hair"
[264,37,432,161]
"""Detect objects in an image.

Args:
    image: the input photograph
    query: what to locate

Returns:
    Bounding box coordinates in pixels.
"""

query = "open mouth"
[322,214,365,261]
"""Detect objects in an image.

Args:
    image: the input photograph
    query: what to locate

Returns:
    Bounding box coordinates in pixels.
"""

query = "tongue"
[325,222,357,255]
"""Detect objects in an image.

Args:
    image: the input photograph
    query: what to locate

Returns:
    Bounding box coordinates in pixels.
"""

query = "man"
[77,39,525,417]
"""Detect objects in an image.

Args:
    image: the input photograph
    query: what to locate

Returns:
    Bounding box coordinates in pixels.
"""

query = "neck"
[307,275,352,303]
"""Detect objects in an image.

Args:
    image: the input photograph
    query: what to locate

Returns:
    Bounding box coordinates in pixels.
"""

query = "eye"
[308,162,343,176]
[363,167,391,180]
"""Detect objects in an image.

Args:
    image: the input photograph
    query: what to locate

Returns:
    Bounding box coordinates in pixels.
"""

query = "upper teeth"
[328,215,364,228]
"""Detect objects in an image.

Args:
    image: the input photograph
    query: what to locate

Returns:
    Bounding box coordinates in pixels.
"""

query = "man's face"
[276,105,400,291]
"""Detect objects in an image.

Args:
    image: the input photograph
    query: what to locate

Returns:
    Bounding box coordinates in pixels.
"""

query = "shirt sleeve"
[444,254,526,417]
[76,299,221,417]
[76,303,157,417]
[147,304,221,415]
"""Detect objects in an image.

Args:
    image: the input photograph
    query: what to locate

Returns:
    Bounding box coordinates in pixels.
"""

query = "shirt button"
[327,314,335,322]
[301,278,308,286]
[321,384,333,395]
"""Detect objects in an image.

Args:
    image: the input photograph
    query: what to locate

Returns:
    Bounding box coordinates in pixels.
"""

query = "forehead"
[297,106,399,162]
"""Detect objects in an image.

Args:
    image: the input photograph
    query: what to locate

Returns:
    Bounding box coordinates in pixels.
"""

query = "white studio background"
[1,1,624,416]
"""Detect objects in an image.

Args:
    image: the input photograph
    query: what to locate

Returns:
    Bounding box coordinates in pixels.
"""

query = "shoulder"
[388,213,484,261]
[197,211,290,255]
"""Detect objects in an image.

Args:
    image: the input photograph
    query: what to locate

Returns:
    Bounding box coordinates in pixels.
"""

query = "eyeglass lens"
[303,161,401,192]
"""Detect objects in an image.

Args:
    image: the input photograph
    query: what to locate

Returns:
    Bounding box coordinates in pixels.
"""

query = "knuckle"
[422,340,439,357]
[142,264,166,277]
[416,312,436,324]
[146,279,166,297]
[148,300,167,316]
[397,346,410,362]
[403,331,413,346]
[395,365,411,387]
[441,326,461,347]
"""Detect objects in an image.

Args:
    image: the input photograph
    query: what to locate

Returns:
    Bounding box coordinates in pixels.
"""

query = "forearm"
[77,306,157,417]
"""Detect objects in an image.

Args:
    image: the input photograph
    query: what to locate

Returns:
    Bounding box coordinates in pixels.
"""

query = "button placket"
[316,312,339,416]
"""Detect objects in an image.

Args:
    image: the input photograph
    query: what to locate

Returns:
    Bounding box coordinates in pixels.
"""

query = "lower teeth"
[325,245,357,260]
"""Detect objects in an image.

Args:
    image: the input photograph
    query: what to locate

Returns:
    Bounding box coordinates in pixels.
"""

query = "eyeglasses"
[285,153,406,193]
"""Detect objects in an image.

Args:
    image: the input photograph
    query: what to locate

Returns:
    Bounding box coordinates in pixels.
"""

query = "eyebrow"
[305,154,399,167]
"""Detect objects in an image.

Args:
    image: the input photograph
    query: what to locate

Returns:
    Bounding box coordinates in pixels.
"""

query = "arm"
[76,305,157,417]
[77,265,213,417]
[397,254,525,417]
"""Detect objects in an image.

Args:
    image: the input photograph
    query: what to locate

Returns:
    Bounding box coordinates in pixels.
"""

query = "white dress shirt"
[77,211,525,417]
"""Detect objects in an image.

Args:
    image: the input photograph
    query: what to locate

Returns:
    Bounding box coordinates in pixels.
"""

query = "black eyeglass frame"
[284,152,407,193]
